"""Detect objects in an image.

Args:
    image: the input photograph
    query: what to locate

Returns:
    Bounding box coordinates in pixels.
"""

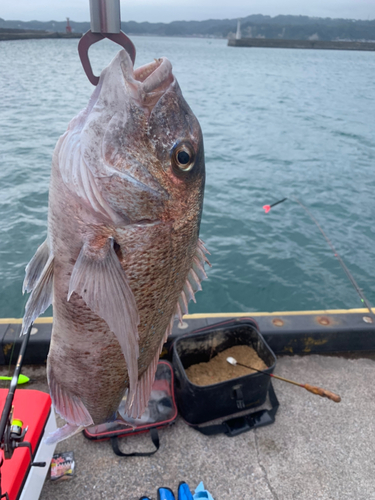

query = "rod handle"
[304,384,341,403]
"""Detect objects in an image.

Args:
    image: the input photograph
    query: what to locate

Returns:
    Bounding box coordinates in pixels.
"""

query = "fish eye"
[172,143,195,172]
[177,150,190,165]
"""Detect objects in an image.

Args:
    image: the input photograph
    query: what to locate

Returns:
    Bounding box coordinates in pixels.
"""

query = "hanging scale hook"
[78,0,136,85]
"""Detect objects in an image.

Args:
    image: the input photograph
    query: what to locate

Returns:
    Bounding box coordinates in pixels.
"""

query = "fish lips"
[117,50,175,112]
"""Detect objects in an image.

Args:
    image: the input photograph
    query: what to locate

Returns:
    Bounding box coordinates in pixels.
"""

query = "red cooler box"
[0,389,56,500]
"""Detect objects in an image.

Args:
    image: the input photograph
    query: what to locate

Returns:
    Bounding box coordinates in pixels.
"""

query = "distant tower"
[236,19,241,40]
[66,17,72,34]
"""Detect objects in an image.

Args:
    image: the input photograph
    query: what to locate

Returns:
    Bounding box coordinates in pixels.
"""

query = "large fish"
[21,50,209,443]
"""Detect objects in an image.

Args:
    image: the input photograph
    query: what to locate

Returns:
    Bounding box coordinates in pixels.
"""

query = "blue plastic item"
[193,482,214,500]
[158,487,176,500]
[178,482,194,500]
[146,482,213,500]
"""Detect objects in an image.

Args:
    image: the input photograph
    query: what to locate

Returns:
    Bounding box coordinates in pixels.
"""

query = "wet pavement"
[2,353,375,500]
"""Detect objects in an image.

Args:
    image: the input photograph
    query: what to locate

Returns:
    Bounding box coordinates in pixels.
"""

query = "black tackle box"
[172,319,279,436]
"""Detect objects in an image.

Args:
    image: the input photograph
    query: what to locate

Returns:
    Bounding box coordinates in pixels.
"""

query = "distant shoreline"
[1,14,375,41]
[0,31,224,42]
[228,38,375,51]
[2,31,375,49]
[0,31,81,41]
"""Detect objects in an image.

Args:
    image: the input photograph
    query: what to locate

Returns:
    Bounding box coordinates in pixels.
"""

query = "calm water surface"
[0,37,374,318]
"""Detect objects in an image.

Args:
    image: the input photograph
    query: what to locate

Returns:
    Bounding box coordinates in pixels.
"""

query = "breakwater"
[228,38,375,51]
[0,30,81,41]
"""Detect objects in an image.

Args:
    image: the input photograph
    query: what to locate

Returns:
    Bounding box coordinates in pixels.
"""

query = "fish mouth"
[134,58,174,93]
[120,52,174,111]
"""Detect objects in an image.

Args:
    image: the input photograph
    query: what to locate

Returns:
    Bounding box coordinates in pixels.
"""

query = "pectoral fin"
[68,238,140,410]
[22,254,54,335]
[23,238,50,294]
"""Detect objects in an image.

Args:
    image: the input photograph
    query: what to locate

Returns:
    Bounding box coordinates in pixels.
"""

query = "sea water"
[0,36,374,318]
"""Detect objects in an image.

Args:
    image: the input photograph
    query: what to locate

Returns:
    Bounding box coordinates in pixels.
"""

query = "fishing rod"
[0,323,33,443]
[226,357,341,403]
[0,322,46,499]
[263,196,375,319]
[0,322,45,460]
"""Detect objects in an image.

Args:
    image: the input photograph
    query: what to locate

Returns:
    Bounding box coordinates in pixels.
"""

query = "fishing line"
[263,196,375,318]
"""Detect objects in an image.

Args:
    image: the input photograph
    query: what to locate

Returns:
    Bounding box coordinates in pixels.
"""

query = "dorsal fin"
[175,238,211,323]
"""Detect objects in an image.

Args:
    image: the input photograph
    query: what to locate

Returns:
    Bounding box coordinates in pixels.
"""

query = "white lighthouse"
[236,19,241,40]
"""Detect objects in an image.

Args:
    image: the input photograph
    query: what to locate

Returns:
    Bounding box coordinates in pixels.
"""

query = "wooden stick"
[227,357,341,403]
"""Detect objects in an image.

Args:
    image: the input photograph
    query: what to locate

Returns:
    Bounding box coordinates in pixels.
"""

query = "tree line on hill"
[0,14,374,41]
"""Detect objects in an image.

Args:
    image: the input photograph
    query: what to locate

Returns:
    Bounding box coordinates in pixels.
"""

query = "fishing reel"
[0,406,45,466]
[0,324,44,467]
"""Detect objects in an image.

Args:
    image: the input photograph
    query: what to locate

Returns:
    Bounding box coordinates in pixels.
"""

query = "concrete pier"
[228,38,375,51]
[0,31,81,41]
[4,353,373,500]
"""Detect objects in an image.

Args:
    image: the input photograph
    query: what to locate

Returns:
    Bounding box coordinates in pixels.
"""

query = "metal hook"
[78,0,136,85]
[78,30,136,85]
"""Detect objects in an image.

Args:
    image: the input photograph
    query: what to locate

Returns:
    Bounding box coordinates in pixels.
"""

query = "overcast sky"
[1,0,375,23]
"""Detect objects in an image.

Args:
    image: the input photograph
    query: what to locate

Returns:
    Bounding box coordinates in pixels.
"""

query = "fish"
[21,49,210,443]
